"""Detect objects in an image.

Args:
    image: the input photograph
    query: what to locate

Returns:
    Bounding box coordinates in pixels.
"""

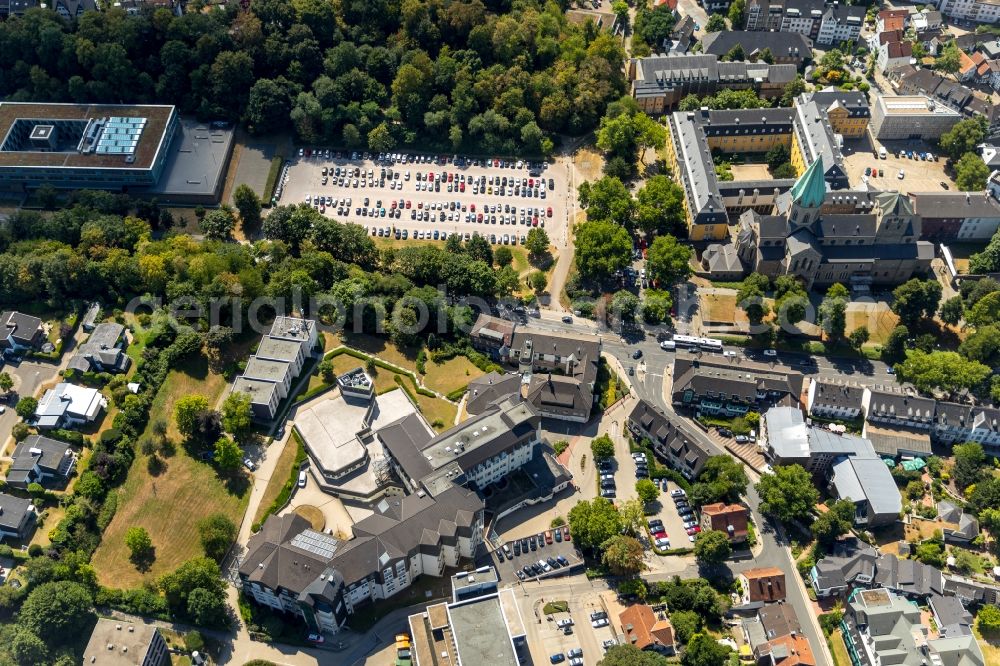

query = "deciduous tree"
[646,234,692,285]
[756,464,819,523]
[693,530,732,564]
[601,535,645,575]
[568,498,623,552]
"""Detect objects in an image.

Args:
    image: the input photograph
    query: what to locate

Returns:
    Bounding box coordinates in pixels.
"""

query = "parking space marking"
[277,152,571,246]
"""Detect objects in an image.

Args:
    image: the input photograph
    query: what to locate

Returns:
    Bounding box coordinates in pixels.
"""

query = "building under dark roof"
[627,398,710,479]
[67,322,131,374]
[6,435,76,489]
[873,553,944,598]
[701,31,813,68]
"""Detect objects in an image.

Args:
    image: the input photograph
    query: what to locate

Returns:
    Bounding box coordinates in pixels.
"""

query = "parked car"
[307,633,325,643]
[763,349,777,357]
[298,471,307,488]
[243,458,257,471]
[569,659,583,666]
[550,654,566,664]
[592,618,610,628]
[556,619,574,628]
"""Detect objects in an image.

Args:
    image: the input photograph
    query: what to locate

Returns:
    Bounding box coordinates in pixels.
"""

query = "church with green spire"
[729,156,934,289]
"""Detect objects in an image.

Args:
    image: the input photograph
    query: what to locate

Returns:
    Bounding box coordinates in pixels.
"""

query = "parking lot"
[603,449,696,550]
[535,600,618,666]
[278,150,572,246]
[488,527,585,584]
[842,135,955,193]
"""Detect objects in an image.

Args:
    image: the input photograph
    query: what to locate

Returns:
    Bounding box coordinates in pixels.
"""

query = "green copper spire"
[790,157,826,209]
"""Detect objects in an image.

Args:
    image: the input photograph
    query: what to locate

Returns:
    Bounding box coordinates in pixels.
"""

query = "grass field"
[702,292,740,325]
[335,332,419,373]
[415,392,458,429]
[422,356,485,394]
[846,304,900,345]
[91,354,251,588]
[253,435,299,525]
[974,626,1000,665]
[829,629,851,666]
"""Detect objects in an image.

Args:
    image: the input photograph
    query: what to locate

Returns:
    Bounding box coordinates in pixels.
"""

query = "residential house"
[873,553,945,598]
[816,4,865,46]
[50,0,96,18]
[806,379,864,420]
[0,311,43,353]
[766,633,816,666]
[671,356,803,417]
[81,302,101,332]
[929,594,974,638]
[33,382,107,429]
[743,0,825,39]
[701,502,749,543]
[700,31,813,69]
[944,575,1000,606]
[0,492,36,542]
[67,322,131,374]
[627,399,710,479]
[862,386,936,432]
[938,500,982,545]
[843,588,985,666]
[875,9,908,33]
[959,49,979,82]
[665,15,696,53]
[739,567,786,603]
[82,619,170,666]
[758,603,801,639]
[938,0,1000,24]
[6,435,76,489]
[618,604,676,654]
[809,536,878,597]
[911,8,943,32]
[230,317,317,422]
[876,34,914,73]
[912,191,1000,241]
[931,401,1000,452]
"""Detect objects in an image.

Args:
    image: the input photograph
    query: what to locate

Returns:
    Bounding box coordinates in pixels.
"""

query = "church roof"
[790,156,826,209]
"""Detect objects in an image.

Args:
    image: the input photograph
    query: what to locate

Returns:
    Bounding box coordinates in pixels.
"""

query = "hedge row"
[251,431,308,532]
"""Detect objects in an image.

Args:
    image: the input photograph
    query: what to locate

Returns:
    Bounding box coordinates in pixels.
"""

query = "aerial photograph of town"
[2,0,1000,664]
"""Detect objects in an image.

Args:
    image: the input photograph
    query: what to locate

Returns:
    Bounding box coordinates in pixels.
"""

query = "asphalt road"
[529,319,838,666]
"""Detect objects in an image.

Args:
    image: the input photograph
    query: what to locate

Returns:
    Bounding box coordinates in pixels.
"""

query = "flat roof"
[82,619,162,666]
[142,116,233,197]
[448,595,519,666]
[243,356,292,383]
[877,94,962,116]
[255,336,302,363]
[0,102,174,170]
[295,388,417,475]
[232,376,276,405]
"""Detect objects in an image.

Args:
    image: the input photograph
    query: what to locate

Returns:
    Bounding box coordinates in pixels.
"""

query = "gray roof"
[929,594,973,637]
[757,603,801,640]
[812,537,878,590]
[810,380,865,411]
[378,413,438,482]
[0,492,33,533]
[466,373,523,416]
[742,617,769,651]
[0,310,42,346]
[450,594,519,666]
[667,111,728,226]
[912,192,1000,220]
[68,322,130,374]
[866,388,936,422]
[232,376,277,406]
[269,316,315,344]
[325,485,482,585]
[831,456,902,518]
[934,401,1000,434]
[8,435,74,485]
[142,116,233,199]
[873,553,943,597]
[801,89,870,118]
[863,425,932,456]
[243,356,293,383]
[793,100,848,188]
[628,398,710,476]
[673,357,803,405]
[701,31,813,61]
[938,500,963,524]
[256,336,303,363]
[703,243,744,274]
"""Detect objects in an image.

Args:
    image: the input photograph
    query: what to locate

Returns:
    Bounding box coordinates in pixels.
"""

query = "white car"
[763,349,778,357]
[898,170,905,179]
[655,537,671,548]
[556,618,574,628]
[591,618,610,628]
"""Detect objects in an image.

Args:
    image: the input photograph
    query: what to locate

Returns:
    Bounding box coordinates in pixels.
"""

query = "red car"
[460,183,465,192]
[562,526,571,542]
[470,204,476,212]
[653,530,667,539]
[547,207,553,217]
[448,172,454,182]
[405,200,411,209]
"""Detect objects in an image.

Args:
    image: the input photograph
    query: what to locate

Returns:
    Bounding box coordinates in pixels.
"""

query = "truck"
[878,146,887,159]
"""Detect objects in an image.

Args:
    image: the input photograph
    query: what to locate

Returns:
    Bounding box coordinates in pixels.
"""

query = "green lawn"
[90,354,251,588]
[422,356,485,394]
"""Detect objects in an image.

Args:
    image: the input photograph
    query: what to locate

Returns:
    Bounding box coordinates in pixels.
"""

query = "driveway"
[282,468,356,540]
[237,429,294,546]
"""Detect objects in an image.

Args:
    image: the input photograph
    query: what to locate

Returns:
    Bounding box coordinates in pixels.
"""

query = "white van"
[298,471,307,488]
[660,340,676,350]
[878,147,887,159]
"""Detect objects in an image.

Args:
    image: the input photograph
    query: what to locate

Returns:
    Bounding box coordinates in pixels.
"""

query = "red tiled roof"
[741,567,787,602]
[881,16,905,31]
[959,49,977,74]
[878,30,904,45]
[619,605,675,651]
[768,633,816,666]
[886,41,913,59]
[702,502,749,541]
